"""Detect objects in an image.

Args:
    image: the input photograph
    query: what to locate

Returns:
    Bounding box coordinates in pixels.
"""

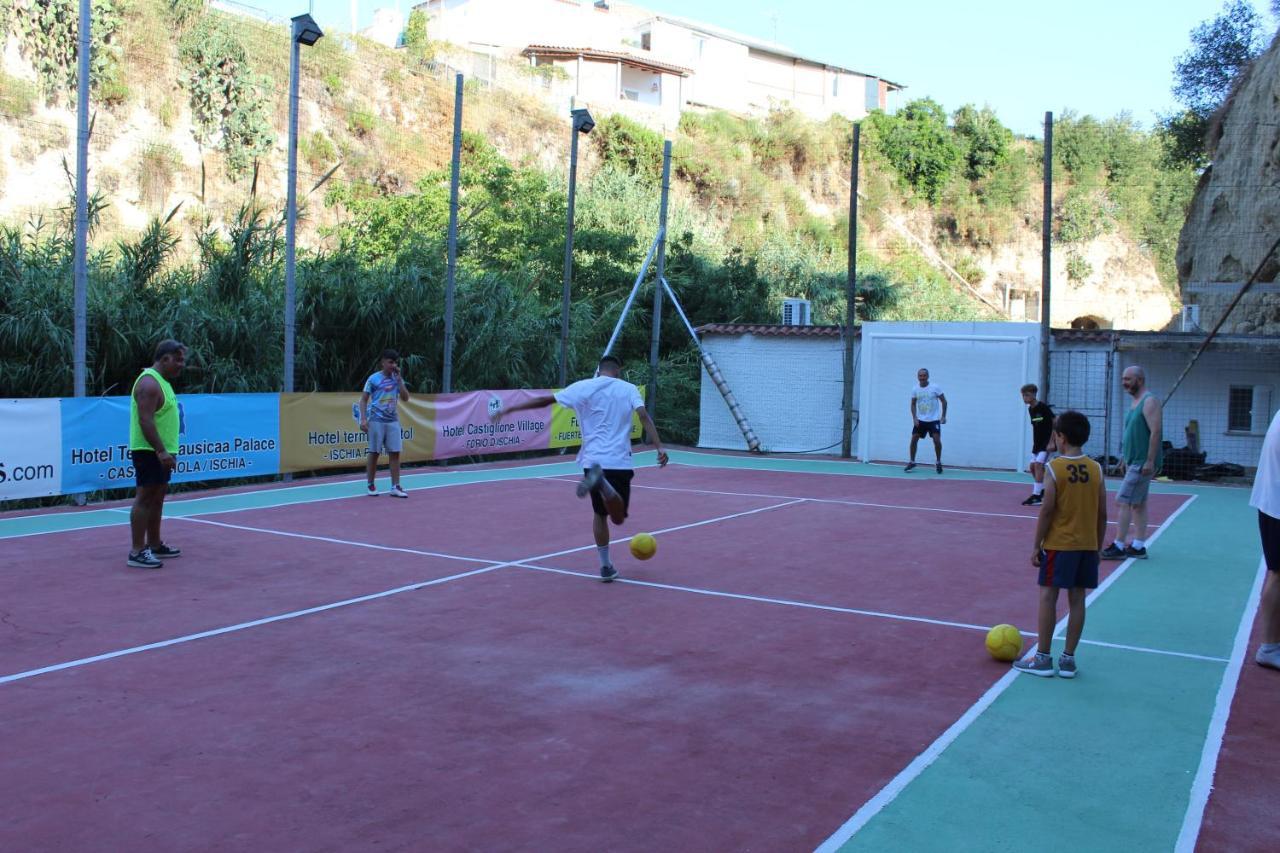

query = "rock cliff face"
[1176,32,1280,334]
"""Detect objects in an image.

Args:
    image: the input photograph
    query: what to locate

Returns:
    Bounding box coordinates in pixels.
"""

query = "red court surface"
[1198,613,1280,853]
[0,463,1202,851]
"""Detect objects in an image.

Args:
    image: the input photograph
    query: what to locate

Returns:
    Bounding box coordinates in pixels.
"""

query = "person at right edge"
[1251,408,1280,671]
[1102,366,1163,560]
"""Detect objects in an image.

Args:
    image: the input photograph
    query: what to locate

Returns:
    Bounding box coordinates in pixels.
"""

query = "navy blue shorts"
[913,420,941,438]
[1039,549,1099,589]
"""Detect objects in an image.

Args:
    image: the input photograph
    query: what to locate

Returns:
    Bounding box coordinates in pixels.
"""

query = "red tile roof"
[697,323,848,338]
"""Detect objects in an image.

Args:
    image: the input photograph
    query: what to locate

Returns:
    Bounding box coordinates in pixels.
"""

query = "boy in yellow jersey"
[127,340,186,569]
[1013,410,1107,678]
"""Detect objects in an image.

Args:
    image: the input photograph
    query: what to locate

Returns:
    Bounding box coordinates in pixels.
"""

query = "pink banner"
[432,389,555,458]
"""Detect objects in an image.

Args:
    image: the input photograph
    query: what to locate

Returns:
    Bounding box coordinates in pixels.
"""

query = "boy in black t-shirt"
[1021,383,1055,506]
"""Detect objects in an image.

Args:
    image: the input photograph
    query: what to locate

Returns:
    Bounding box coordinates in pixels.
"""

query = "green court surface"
[0,451,1264,851]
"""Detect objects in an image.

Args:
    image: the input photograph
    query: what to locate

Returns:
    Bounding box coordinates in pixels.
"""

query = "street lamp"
[284,13,323,394]
[560,106,595,386]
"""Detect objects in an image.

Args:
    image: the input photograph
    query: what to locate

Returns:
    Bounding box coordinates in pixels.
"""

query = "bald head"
[1121,365,1146,397]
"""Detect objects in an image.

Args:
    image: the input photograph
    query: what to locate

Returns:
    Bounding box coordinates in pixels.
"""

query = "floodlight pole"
[1040,111,1053,398]
[561,108,593,386]
[841,123,860,459]
[647,140,671,422]
[73,0,89,398]
[443,73,463,393]
[285,14,323,394]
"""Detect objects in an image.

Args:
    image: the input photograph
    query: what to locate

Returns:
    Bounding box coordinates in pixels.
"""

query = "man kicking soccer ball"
[497,355,668,582]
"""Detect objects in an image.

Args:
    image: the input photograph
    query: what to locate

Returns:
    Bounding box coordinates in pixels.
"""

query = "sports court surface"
[0,450,1273,852]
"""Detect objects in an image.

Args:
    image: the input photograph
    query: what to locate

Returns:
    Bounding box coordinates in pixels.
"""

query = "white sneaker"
[1256,646,1280,670]
[365,482,378,497]
[388,485,409,499]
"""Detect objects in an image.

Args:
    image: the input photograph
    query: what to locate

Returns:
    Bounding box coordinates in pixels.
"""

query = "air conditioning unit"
[782,298,811,326]
[1181,304,1201,332]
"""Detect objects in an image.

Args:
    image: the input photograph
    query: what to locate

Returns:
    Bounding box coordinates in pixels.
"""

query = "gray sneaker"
[1012,653,1055,677]
[1256,646,1280,670]
[1057,655,1077,679]
[127,547,163,569]
[578,463,603,498]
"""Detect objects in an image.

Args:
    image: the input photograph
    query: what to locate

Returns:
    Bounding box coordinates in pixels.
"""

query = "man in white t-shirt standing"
[498,355,668,582]
[1250,409,1280,670]
[906,367,948,474]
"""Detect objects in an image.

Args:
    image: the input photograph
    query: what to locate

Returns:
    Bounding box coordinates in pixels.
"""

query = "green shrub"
[135,142,183,208]
[593,114,663,184]
[1066,253,1093,281]
[0,71,38,116]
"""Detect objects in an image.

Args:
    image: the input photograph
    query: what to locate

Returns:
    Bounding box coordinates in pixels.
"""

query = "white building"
[697,321,1279,477]
[414,0,902,127]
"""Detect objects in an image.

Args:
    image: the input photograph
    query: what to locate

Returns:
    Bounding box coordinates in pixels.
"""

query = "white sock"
[1132,539,1145,549]
[597,545,610,567]
[1032,483,1044,495]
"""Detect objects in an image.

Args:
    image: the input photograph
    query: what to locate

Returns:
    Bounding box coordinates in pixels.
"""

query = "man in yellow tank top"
[127,340,186,569]
[1013,410,1107,678]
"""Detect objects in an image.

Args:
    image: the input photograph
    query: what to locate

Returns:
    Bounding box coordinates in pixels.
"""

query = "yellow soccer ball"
[985,624,1024,661]
[629,532,657,561]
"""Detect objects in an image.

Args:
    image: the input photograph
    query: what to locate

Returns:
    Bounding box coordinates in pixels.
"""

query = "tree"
[951,104,1011,181]
[1161,0,1266,167]
[404,9,431,61]
[864,98,962,203]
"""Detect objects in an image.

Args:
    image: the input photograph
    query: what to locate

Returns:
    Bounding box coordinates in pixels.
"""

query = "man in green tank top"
[1101,365,1164,561]
[127,340,186,569]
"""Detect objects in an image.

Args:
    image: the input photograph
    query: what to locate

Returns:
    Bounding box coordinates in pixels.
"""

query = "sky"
[299,0,1277,137]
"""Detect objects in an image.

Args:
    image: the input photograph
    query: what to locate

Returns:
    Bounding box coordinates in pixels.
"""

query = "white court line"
[0,460,611,539]
[0,499,803,687]
[814,492,1201,851]
[513,562,1226,664]
[1174,557,1268,853]
[0,564,503,686]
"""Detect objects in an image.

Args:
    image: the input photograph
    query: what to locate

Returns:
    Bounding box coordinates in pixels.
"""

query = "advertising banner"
[0,398,62,500]
[60,394,281,494]
[433,390,553,457]
[279,392,433,473]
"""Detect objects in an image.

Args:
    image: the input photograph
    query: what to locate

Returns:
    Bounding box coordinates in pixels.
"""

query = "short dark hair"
[1054,410,1091,447]
[154,339,185,361]
[381,348,400,361]
[599,354,622,370]
[1021,383,1038,395]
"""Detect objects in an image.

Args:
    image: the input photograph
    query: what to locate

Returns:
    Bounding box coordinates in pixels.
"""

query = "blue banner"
[60,394,280,494]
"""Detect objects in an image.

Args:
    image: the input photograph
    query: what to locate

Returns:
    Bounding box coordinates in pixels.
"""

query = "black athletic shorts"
[1260,510,1280,573]
[589,469,634,518]
[912,420,941,439]
[131,449,172,487]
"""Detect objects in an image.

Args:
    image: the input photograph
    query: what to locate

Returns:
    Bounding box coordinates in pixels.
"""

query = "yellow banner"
[278,393,435,472]
[547,386,645,449]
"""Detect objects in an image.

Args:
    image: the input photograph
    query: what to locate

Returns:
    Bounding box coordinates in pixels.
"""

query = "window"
[640,29,651,51]
[832,74,839,97]
[1228,385,1272,433]
[622,88,640,101]
[1228,387,1253,431]
[692,35,706,60]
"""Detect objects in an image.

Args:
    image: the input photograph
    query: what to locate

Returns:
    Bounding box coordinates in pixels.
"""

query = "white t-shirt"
[554,376,645,470]
[1250,409,1280,519]
[911,383,944,422]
